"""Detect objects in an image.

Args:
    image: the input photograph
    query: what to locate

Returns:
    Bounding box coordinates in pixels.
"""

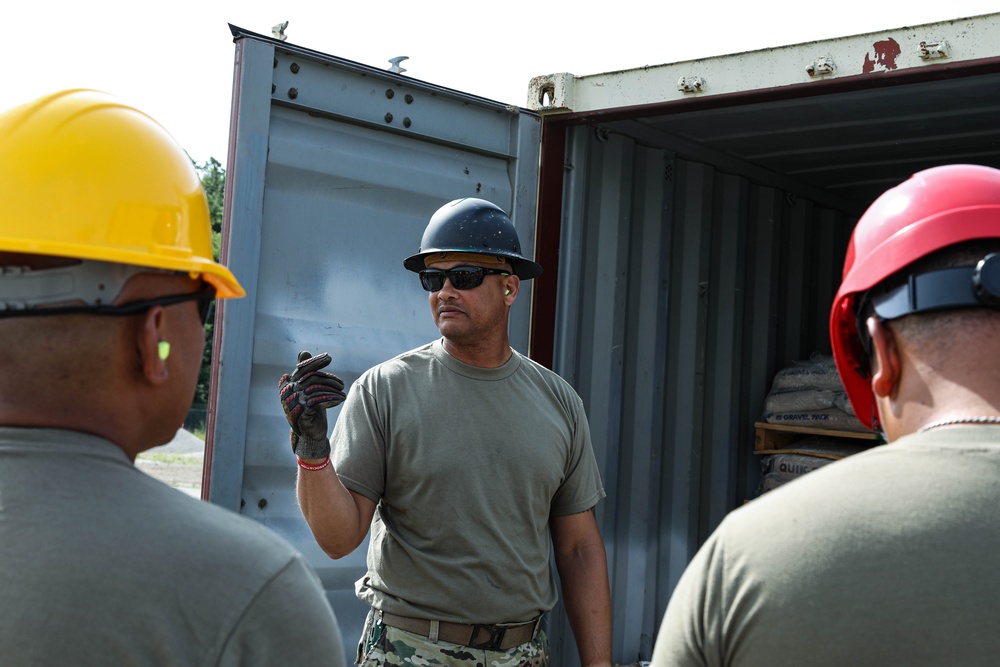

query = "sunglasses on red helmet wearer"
[418,266,510,292]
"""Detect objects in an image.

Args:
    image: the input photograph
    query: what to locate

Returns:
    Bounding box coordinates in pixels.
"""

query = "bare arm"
[278,352,374,559]
[550,509,613,667]
[296,461,377,559]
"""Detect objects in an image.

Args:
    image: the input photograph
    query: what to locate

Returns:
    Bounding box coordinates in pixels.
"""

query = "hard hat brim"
[403,250,542,280]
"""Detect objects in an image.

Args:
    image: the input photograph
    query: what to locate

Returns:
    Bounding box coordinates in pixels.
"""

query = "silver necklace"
[918,416,1000,433]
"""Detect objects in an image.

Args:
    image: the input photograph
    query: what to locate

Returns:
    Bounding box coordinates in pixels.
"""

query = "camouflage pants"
[356,611,550,667]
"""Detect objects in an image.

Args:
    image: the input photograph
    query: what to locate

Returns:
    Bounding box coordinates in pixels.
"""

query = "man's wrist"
[293,435,331,461]
[296,456,331,471]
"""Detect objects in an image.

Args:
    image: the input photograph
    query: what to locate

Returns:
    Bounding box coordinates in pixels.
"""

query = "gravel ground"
[149,428,205,454]
[135,429,205,498]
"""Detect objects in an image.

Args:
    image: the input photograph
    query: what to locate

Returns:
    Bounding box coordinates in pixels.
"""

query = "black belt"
[379,611,541,651]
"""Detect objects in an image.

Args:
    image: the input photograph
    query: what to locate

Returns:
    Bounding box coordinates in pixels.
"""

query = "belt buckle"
[468,624,506,650]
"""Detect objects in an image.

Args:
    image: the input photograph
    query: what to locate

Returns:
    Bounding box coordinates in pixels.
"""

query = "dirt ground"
[135,429,205,497]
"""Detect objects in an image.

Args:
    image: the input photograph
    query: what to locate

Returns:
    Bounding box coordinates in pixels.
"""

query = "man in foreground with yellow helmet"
[0,89,346,665]
[651,164,1000,665]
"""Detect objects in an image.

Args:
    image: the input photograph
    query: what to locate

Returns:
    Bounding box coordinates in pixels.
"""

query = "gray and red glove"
[278,350,347,460]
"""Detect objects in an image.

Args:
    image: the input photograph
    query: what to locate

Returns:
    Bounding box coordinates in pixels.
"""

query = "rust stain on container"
[862,38,902,73]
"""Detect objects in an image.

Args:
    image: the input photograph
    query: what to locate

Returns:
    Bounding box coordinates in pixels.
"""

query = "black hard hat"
[403,198,543,280]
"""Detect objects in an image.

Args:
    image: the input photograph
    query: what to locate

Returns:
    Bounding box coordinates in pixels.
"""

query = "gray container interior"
[535,57,1000,661]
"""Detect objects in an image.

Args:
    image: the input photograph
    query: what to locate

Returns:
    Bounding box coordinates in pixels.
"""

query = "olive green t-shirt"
[0,427,346,667]
[331,339,606,624]
[653,425,1000,667]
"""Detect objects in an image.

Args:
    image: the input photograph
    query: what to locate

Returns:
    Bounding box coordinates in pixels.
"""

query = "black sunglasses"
[0,285,216,325]
[113,287,217,325]
[419,266,510,292]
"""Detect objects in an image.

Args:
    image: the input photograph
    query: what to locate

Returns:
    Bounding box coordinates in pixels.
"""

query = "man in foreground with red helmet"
[0,90,345,665]
[651,164,1000,665]
[279,198,612,665]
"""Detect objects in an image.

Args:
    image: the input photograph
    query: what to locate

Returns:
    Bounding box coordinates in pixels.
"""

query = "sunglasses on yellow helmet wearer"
[0,286,217,326]
[0,259,215,324]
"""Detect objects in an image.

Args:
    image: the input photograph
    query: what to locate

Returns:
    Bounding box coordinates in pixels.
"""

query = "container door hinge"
[676,76,706,93]
[806,56,836,77]
[918,40,950,60]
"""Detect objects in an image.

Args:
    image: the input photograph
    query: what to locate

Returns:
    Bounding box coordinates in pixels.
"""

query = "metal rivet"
[288,88,298,99]
[290,62,300,74]
[385,89,395,99]
[271,84,276,94]
[405,94,414,104]
[384,112,393,123]
[403,117,412,128]
[257,498,268,510]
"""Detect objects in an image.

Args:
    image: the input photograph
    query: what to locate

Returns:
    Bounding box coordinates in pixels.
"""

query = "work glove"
[278,350,347,460]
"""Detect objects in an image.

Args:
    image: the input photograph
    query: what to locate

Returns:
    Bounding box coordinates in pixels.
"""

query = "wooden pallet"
[754,421,880,457]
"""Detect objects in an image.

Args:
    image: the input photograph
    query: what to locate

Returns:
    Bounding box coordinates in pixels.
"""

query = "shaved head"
[0,266,208,456]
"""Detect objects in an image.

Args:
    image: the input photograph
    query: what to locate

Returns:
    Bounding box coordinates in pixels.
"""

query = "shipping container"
[208,14,1000,664]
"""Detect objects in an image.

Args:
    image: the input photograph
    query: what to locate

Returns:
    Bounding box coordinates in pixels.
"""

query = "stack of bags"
[756,435,870,495]
[761,354,868,433]
[756,354,875,496]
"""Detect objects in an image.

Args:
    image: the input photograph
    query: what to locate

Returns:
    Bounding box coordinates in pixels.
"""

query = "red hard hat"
[830,164,1000,431]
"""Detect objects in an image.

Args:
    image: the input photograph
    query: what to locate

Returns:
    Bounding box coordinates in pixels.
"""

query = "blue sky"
[9,0,998,164]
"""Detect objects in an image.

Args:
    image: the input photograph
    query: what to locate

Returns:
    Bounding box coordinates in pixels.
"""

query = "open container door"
[205,26,540,658]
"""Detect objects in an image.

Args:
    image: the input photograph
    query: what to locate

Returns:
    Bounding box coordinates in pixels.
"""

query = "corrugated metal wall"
[543,125,853,663]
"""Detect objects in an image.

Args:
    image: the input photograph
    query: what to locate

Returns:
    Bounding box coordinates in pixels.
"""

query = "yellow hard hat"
[0,89,244,299]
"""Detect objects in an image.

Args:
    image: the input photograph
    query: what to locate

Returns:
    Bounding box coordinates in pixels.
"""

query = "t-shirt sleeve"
[651,532,725,667]
[330,381,386,503]
[550,395,606,516]
[217,555,347,667]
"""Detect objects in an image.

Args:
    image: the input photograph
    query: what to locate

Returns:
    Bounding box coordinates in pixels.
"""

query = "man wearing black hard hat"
[279,198,612,666]
[651,164,1000,666]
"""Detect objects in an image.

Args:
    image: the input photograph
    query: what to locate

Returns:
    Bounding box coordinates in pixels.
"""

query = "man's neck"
[441,337,513,368]
[884,350,1000,440]
[0,403,158,463]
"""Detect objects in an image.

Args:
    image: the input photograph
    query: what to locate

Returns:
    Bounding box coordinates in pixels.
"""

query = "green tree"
[191,158,225,426]
[200,157,225,258]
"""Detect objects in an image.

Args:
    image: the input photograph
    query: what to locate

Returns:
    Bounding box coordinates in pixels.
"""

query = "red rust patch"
[862,38,902,73]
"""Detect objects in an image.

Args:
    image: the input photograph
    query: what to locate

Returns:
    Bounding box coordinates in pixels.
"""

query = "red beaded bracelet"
[297,456,330,471]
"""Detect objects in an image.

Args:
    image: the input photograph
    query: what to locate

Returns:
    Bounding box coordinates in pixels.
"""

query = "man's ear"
[503,275,520,304]
[137,305,170,385]
[867,316,900,399]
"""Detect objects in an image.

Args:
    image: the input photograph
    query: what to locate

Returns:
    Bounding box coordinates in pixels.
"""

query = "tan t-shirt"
[331,339,605,624]
[652,425,1000,666]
